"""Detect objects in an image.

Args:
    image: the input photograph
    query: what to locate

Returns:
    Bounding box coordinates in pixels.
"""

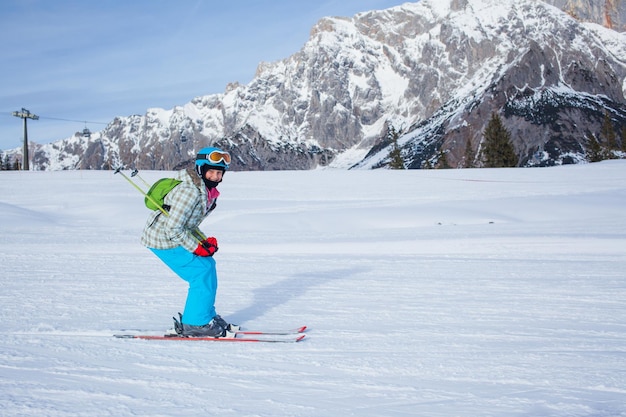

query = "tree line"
[0,153,21,170]
[3,111,625,171]
[387,111,626,169]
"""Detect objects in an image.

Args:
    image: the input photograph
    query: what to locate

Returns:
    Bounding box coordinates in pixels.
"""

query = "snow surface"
[1,162,626,417]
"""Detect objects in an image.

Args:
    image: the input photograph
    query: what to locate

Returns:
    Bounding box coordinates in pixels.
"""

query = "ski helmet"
[195,147,230,177]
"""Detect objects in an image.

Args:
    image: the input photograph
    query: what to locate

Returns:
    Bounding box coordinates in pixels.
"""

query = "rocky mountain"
[544,0,626,32]
[27,0,626,170]
[355,0,626,169]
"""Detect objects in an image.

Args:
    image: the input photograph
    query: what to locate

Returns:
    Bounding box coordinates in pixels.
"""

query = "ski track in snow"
[1,162,626,416]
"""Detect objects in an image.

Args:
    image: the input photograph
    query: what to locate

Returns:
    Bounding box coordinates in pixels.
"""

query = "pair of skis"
[114,326,307,343]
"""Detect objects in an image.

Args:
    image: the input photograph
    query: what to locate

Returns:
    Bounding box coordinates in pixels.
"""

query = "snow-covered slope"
[22,0,626,170]
[1,161,625,415]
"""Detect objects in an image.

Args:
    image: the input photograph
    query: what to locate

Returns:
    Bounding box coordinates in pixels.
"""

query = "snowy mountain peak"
[24,0,626,170]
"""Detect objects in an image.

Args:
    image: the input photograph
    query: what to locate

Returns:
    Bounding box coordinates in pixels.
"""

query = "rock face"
[544,0,626,32]
[27,0,626,170]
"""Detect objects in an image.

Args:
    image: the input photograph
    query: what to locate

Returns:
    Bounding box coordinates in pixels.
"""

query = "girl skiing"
[141,147,232,337]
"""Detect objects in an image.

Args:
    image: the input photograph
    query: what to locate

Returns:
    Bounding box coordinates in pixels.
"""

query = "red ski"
[235,326,307,336]
[114,333,306,343]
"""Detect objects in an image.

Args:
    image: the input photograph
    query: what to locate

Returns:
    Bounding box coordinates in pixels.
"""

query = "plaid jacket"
[140,168,217,252]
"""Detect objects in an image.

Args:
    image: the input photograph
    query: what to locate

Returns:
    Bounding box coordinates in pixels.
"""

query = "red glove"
[193,237,218,257]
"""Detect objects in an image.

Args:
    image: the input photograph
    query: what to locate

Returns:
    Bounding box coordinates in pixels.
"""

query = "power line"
[38,115,110,125]
[3,111,109,125]
[3,110,112,160]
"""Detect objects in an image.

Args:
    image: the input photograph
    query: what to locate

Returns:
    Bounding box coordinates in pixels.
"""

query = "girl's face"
[204,168,224,182]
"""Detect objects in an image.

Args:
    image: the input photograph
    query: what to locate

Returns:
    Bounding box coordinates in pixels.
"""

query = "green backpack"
[145,178,182,211]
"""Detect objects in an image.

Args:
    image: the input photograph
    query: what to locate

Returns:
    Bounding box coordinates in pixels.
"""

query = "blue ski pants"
[150,246,217,326]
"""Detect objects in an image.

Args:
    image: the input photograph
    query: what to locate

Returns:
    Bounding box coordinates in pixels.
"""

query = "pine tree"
[586,133,604,163]
[436,149,450,169]
[387,125,405,169]
[482,113,518,168]
[621,127,626,153]
[600,112,617,158]
[463,138,476,168]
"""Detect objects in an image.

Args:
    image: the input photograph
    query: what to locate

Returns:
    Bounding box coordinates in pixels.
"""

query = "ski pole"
[114,167,208,244]
[131,168,152,188]
[114,167,169,217]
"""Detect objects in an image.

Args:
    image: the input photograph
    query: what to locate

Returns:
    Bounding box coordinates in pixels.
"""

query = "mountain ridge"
[15,0,626,170]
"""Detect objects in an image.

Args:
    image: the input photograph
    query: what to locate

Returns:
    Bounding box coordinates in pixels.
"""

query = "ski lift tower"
[12,108,39,170]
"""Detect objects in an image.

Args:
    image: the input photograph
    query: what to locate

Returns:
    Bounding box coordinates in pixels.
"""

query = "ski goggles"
[197,150,231,166]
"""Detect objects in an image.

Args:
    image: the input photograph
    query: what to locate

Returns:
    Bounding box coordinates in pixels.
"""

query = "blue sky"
[0,0,405,151]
